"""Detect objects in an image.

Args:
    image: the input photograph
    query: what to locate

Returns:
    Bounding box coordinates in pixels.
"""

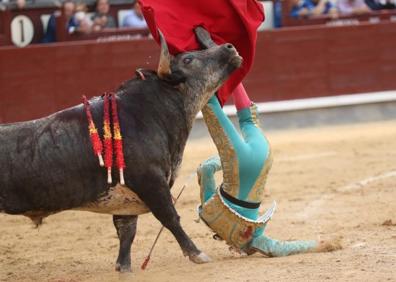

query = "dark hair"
[94,0,108,11]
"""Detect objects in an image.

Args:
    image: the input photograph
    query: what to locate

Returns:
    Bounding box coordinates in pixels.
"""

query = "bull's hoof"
[115,262,132,273]
[189,252,211,264]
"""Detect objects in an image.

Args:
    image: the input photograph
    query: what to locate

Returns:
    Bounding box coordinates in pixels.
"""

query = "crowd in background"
[0,0,147,43]
[290,0,396,18]
[1,0,396,43]
[41,0,147,43]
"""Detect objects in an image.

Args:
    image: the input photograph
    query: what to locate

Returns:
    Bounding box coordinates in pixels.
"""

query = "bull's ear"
[194,26,217,49]
[163,69,186,86]
[157,29,172,78]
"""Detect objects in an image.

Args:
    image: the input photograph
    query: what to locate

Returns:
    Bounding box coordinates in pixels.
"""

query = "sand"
[1,120,395,282]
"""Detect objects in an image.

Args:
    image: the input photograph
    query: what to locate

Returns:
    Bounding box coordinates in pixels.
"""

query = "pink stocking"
[232,83,251,111]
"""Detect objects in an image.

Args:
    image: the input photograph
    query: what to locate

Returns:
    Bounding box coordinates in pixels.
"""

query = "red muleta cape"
[139,0,264,106]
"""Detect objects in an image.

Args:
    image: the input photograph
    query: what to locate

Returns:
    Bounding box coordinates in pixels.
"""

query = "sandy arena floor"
[1,120,395,282]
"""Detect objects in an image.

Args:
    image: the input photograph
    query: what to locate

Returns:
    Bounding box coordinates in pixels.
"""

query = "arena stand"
[1,0,396,47]
[0,0,396,123]
[0,0,147,46]
[280,0,396,27]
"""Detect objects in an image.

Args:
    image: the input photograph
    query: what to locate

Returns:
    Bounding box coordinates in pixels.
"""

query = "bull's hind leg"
[133,174,210,264]
[113,215,138,272]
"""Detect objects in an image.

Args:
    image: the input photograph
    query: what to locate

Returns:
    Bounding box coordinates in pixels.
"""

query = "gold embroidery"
[247,149,273,202]
[200,191,267,250]
[202,105,240,197]
[250,103,260,128]
[197,167,204,205]
[246,104,273,202]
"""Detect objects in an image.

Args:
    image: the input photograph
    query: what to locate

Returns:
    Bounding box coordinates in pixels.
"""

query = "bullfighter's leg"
[249,233,342,256]
[113,215,138,272]
[133,174,210,264]
[248,234,317,257]
[197,155,222,205]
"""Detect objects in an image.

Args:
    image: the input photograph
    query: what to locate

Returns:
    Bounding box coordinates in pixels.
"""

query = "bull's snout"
[221,43,243,68]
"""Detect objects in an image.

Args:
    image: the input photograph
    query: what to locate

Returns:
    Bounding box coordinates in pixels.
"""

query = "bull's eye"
[183,57,193,65]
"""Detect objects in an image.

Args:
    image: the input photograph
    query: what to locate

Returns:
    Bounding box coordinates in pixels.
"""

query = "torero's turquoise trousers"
[198,96,317,256]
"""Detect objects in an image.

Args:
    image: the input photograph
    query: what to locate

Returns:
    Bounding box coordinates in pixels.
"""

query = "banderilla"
[141,172,196,270]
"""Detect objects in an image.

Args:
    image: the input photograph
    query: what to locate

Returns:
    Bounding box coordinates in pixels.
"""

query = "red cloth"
[139,0,264,106]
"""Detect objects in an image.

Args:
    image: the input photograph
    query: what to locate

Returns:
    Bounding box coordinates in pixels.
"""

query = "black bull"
[0,30,242,272]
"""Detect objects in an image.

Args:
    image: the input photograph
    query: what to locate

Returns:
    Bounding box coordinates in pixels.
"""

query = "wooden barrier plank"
[1,22,396,123]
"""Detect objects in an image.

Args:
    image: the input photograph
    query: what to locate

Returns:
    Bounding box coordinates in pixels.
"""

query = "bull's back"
[0,78,190,216]
[0,104,109,214]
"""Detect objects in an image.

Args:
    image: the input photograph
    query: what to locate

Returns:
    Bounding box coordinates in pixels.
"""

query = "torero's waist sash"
[199,189,276,251]
[220,184,260,209]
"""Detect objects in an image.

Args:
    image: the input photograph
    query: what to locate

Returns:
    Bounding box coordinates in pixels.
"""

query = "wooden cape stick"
[141,172,196,270]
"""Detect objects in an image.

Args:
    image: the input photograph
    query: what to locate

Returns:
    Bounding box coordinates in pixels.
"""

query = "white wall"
[258,1,274,30]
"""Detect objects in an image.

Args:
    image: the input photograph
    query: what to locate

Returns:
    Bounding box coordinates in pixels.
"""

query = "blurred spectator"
[91,0,116,31]
[73,2,93,34]
[336,0,371,14]
[16,0,25,9]
[274,0,283,27]
[2,0,26,9]
[365,0,396,9]
[290,0,337,18]
[42,0,77,43]
[121,2,147,28]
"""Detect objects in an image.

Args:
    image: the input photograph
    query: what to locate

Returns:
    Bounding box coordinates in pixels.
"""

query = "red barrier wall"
[0,39,159,123]
[244,21,396,102]
[1,21,396,123]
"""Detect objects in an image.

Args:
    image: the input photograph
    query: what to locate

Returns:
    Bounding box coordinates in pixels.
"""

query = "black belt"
[220,185,260,209]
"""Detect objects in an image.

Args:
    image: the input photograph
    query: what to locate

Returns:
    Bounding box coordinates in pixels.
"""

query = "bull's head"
[156,28,242,113]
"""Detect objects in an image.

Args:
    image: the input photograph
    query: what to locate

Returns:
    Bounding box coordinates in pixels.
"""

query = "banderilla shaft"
[141,172,196,270]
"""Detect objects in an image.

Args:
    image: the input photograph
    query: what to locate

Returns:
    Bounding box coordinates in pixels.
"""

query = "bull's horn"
[157,29,171,78]
[194,26,216,49]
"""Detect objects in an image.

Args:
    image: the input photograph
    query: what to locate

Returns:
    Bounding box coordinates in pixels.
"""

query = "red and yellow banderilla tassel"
[83,93,126,185]
[83,96,104,167]
[103,93,113,184]
[111,93,126,185]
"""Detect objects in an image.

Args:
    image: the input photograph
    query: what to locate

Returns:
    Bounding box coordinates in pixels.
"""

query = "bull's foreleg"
[134,175,211,264]
[113,215,138,272]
